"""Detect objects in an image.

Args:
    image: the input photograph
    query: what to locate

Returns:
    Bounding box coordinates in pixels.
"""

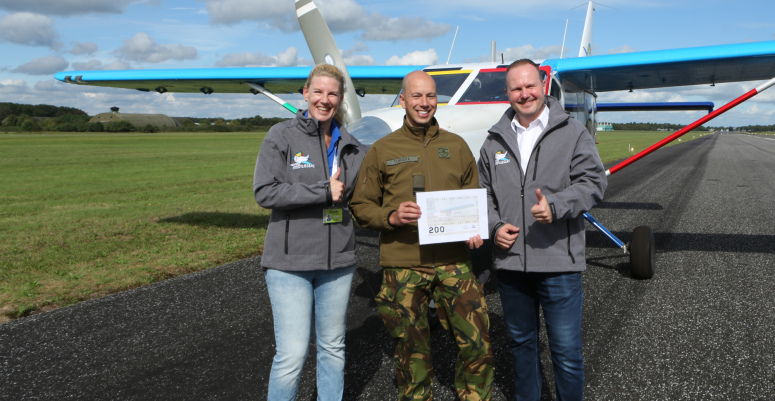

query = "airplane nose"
[345,116,393,146]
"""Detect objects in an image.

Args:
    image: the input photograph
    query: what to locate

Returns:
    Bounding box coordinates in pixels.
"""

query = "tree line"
[0,102,290,133]
[3,102,770,133]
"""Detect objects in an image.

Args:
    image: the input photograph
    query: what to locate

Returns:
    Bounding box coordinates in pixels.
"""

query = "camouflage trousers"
[375,262,494,401]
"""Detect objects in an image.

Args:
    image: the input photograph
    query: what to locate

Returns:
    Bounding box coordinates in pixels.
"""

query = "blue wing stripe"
[542,40,775,92]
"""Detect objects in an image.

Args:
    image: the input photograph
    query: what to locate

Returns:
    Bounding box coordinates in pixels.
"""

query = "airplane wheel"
[630,226,655,279]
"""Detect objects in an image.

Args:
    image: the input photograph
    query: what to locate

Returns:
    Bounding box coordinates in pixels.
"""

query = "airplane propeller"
[295,0,363,126]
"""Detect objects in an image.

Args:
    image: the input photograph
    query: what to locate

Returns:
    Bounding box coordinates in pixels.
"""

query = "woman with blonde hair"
[252,63,365,401]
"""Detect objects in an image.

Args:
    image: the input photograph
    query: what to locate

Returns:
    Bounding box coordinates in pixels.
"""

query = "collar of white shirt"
[511,104,549,134]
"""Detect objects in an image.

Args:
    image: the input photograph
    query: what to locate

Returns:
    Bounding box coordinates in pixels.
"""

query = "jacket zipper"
[532,146,541,181]
[317,127,332,270]
[284,215,290,254]
[422,133,435,266]
[520,182,527,272]
[567,220,575,264]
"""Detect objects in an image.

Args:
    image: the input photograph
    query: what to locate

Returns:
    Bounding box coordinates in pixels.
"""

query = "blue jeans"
[496,271,584,401]
[265,266,356,401]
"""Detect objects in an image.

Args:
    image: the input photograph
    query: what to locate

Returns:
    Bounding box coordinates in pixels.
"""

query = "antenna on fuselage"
[446,26,459,64]
[490,41,496,63]
[560,18,568,58]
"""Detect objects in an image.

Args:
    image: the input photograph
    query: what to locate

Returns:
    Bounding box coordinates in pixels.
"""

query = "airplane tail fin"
[295,0,362,126]
[578,1,595,57]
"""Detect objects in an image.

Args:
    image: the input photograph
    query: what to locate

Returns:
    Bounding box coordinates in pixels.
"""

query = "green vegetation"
[0,102,290,134]
[0,132,270,321]
[612,122,711,131]
[595,130,712,163]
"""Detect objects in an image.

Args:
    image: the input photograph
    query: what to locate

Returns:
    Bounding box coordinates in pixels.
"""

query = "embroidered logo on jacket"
[291,152,315,169]
[494,150,510,165]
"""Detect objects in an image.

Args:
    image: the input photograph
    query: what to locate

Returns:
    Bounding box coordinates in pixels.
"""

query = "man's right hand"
[495,223,520,249]
[389,201,422,226]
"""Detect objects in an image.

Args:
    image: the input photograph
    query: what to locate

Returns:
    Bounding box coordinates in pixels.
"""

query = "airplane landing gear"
[584,212,656,279]
[629,226,655,279]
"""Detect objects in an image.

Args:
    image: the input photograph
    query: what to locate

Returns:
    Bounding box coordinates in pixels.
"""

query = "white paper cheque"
[416,188,489,245]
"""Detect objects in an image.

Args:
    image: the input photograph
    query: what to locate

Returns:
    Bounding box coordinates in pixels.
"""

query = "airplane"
[54,0,775,280]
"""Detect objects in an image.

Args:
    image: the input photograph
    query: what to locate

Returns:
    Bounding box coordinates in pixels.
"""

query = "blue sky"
[1,0,774,126]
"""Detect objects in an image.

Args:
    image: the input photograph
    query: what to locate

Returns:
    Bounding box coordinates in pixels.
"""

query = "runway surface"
[1,133,773,400]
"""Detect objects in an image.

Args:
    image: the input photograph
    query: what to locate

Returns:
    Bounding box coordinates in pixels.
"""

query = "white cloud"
[72,60,103,71]
[115,32,197,63]
[341,41,375,66]
[501,44,564,62]
[386,49,438,66]
[0,0,152,16]
[11,55,69,75]
[100,60,134,70]
[215,46,311,67]
[342,54,376,66]
[0,79,32,96]
[201,0,450,41]
[609,45,635,54]
[202,0,291,25]
[70,41,99,55]
[0,12,61,49]
[360,14,450,41]
[69,60,135,71]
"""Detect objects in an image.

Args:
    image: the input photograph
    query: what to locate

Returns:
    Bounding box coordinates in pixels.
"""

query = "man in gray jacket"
[477,59,606,401]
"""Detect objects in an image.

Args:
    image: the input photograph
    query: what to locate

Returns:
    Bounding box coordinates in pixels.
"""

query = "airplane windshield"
[459,69,508,103]
[431,73,469,103]
[391,71,470,106]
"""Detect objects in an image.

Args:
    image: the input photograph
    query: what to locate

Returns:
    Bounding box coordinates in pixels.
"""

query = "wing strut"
[246,83,298,115]
[606,75,775,176]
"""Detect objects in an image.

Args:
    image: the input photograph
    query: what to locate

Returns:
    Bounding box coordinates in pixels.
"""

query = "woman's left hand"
[330,169,344,203]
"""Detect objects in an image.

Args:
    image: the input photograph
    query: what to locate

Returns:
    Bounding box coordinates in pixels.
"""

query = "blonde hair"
[305,63,347,123]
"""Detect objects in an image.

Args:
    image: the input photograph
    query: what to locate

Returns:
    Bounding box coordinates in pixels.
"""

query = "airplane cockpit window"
[390,71,469,106]
[429,72,470,103]
[459,70,508,103]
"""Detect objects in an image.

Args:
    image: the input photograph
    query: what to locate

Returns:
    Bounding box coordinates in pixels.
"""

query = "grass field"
[0,129,708,322]
[0,132,270,321]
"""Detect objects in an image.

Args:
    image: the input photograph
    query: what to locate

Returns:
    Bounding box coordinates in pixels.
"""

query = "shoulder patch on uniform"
[437,147,450,159]
[386,156,419,166]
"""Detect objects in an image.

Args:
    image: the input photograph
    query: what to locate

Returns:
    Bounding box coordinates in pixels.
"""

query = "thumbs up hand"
[531,188,552,224]
[330,168,344,203]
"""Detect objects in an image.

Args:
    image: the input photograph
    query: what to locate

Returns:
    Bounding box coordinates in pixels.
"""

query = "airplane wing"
[53,65,424,96]
[542,40,775,92]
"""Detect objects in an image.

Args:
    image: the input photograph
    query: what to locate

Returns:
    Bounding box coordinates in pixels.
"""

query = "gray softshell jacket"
[253,110,365,271]
[477,96,607,272]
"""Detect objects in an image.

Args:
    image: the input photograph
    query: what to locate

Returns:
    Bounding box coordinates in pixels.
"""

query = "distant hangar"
[89,107,182,127]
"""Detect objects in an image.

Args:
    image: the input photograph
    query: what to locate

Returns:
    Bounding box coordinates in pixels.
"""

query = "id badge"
[323,208,343,224]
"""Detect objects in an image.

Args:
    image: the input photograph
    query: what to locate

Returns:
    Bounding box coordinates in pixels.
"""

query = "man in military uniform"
[351,70,493,401]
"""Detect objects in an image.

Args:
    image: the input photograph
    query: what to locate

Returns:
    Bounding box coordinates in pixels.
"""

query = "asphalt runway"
[1,133,773,400]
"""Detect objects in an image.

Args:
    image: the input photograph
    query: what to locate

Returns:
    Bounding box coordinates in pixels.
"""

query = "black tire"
[630,225,655,279]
